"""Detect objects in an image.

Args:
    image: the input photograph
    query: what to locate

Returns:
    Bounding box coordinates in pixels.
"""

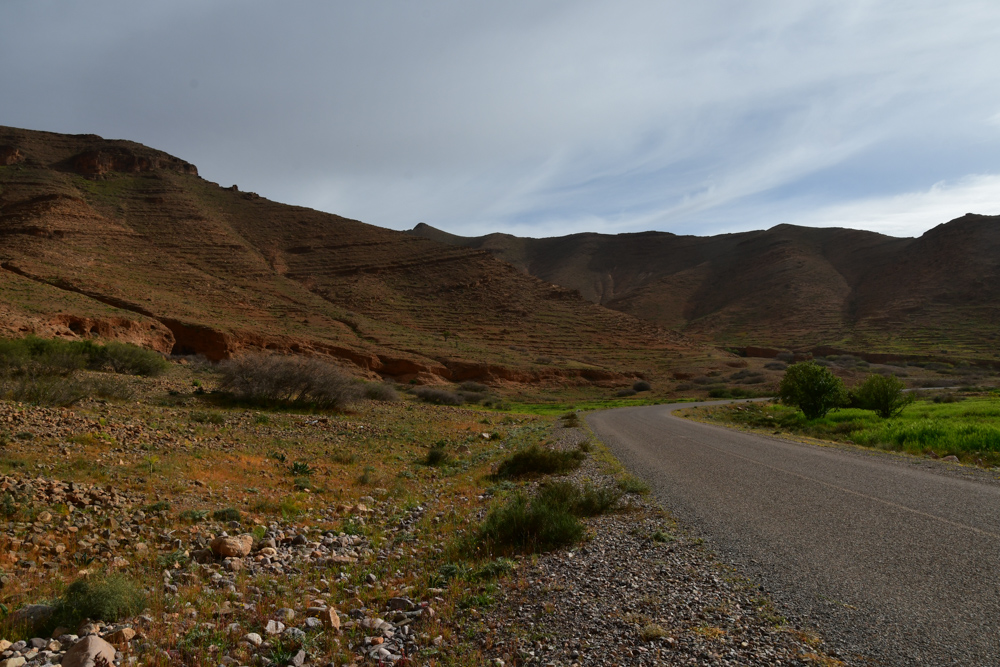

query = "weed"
[190,410,225,425]
[0,492,19,519]
[477,490,583,554]
[412,387,464,406]
[289,461,314,476]
[640,623,667,641]
[617,474,651,495]
[651,530,674,543]
[330,451,357,465]
[357,466,376,485]
[424,445,451,467]
[254,413,271,425]
[212,507,242,523]
[179,509,208,523]
[143,500,171,513]
[293,476,312,491]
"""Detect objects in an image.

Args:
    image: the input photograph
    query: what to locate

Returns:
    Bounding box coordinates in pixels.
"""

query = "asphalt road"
[588,401,1000,666]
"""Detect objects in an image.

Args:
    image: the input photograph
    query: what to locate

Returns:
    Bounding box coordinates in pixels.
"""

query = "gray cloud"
[3,0,1000,237]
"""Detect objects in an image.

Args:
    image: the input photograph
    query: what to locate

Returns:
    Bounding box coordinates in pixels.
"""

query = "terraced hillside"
[0,126,717,385]
[410,216,1000,361]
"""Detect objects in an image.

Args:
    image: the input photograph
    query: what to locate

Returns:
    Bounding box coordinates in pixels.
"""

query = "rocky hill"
[0,126,718,385]
[410,215,1000,362]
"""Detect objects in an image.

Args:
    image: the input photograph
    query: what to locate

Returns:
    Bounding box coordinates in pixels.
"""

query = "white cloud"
[789,174,1000,237]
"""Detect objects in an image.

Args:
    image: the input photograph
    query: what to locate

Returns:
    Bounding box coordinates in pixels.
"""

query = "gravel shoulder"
[474,423,845,667]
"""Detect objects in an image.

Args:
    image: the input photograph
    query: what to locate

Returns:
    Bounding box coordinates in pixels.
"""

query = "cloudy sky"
[3,1,1000,238]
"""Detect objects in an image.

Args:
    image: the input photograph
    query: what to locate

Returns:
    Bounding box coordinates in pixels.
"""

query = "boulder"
[61,635,116,667]
[210,534,253,558]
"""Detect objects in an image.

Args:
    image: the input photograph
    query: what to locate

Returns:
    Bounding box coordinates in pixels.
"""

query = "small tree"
[851,373,914,419]
[778,362,847,419]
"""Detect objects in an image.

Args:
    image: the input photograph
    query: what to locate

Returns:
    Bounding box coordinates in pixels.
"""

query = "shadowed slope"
[0,125,716,384]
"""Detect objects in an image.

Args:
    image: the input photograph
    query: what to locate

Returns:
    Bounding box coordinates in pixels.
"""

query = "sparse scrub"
[632,380,652,392]
[616,388,638,397]
[495,444,585,478]
[477,489,583,554]
[424,444,452,466]
[190,410,225,424]
[217,353,362,410]
[459,381,488,393]
[412,386,464,405]
[764,361,787,371]
[363,382,399,401]
[0,374,91,406]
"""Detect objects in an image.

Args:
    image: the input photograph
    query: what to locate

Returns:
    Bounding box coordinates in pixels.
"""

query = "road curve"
[588,401,1000,665]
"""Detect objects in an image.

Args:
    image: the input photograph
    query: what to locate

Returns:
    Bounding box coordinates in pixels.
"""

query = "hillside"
[409,216,1000,361]
[0,126,723,386]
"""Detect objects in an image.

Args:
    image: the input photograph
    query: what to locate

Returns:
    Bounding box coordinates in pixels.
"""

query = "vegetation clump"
[412,387,464,406]
[477,480,621,554]
[495,444,585,478]
[217,354,361,410]
[851,373,914,418]
[632,380,652,392]
[55,573,146,629]
[778,362,848,419]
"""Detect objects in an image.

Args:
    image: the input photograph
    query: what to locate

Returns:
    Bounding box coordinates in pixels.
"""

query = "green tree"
[778,362,847,419]
[851,373,914,419]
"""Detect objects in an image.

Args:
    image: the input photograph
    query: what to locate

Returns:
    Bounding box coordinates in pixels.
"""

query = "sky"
[2,1,1000,239]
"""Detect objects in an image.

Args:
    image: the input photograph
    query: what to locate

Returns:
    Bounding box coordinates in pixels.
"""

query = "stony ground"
[469,425,846,667]
[1,368,845,666]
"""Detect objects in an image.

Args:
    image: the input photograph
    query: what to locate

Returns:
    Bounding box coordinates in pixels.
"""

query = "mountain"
[0,125,719,385]
[409,215,1000,360]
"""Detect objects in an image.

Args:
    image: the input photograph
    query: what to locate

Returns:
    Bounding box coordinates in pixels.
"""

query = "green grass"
[694,395,1000,464]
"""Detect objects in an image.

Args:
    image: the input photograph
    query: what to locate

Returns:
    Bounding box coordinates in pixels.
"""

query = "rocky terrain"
[0,126,719,390]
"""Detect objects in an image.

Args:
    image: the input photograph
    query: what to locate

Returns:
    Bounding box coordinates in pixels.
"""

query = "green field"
[688,394,1000,465]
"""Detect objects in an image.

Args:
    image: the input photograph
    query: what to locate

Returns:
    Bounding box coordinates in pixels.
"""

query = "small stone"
[387,597,415,611]
[264,620,285,635]
[0,658,26,667]
[241,632,263,647]
[432,635,444,647]
[276,608,295,622]
[284,627,307,642]
[104,627,136,645]
[290,649,307,667]
[943,455,960,462]
[321,607,341,632]
[60,635,116,667]
[305,617,322,629]
[0,640,9,652]
[366,573,377,584]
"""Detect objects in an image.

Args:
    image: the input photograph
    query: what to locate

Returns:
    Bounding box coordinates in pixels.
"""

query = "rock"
[0,657,26,667]
[241,632,263,647]
[9,603,55,628]
[275,608,295,622]
[321,607,341,632]
[366,573,378,584]
[387,597,416,611]
[210,534,253,558]
[943,455,960,462]
[284,627,307,642]
[264,620,285,635]
[0,640,10,651]
[30,637,48,648]
[104,627,136,645]
[61,635,116,667]
[290,649,307,666]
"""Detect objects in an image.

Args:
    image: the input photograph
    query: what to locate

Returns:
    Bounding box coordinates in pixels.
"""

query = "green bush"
[0,336,167,377]
[851,374,914,419]
[778,362,848,419]
[90,342,169,376]
[477,490,583,554]
[495,444,585,478]
[617,474,651,495]
[55,574,146,627]
[190,410,225,425]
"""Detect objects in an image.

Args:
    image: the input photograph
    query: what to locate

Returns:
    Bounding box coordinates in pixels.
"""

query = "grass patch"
[693,396,1000,464]
[52,573,146,631]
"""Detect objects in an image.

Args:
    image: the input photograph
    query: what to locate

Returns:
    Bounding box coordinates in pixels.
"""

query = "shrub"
[851,374,915,419]
[217,354,361,410]
[55,574,146,627]
[778,362,848,419]
[179,509,208,523]
[412,387,464,405]
[459,381,488,393]
[495,445,585,478]
[565,482,622,517]
[562,412,580,427]
[364,382,399,402]
[632,380,652,392]
[764,361,787,371]
[212,507,242,523]
[288,461,314,476]
[0,374,91,406]
[190,410,225,425]
[89,375,137,401]
[425,445,452,466]
[144,501,171,513]
[90,342,169,376]
[477,490,583,554]
[616,388,638,397]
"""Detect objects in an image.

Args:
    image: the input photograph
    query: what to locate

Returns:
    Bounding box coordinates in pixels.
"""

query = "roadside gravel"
[475,425,845,666]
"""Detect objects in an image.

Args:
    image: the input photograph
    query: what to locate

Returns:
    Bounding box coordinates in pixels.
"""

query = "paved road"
[588,401,1000,665]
